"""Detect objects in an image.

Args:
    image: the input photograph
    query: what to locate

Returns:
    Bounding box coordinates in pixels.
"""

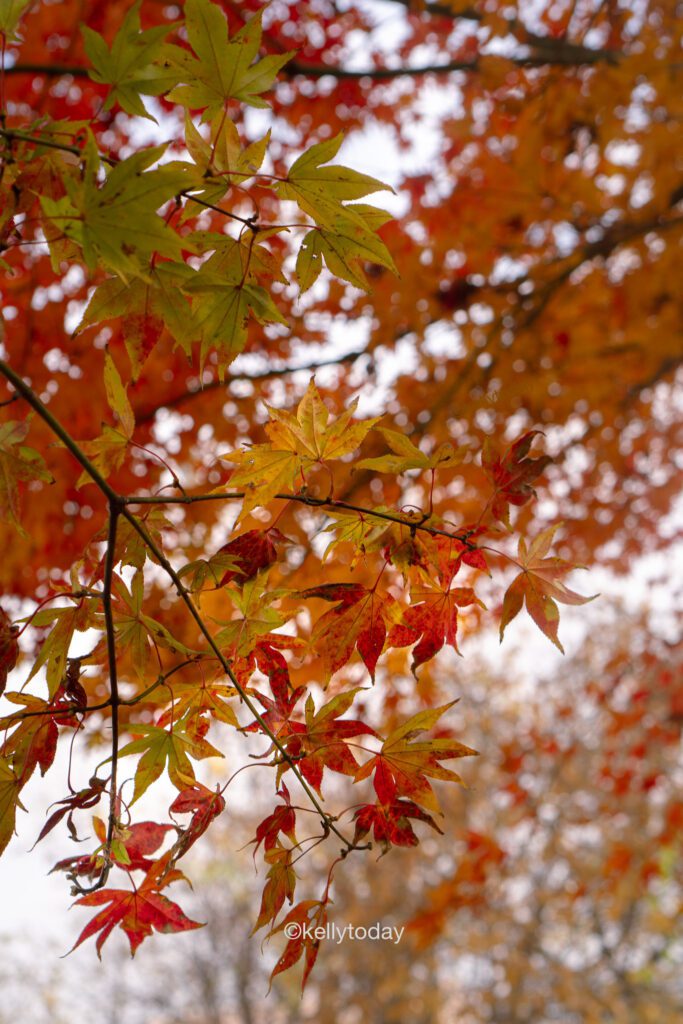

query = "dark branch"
[120,490,478,549]
[136,349,369,423]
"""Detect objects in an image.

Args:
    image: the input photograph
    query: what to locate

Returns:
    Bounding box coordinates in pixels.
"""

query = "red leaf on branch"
[353,798,442,854]
[169,783,226,859]
[72,853,203,957]
[499,523,597,652]
[355,703,477,814]
[299,582,401,682]
[251,784,297,855]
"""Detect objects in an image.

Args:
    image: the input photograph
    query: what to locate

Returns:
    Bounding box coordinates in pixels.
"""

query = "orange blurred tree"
[0,0,679,988]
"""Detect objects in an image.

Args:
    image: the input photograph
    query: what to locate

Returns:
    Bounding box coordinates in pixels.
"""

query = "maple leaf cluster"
[0,0,614,991]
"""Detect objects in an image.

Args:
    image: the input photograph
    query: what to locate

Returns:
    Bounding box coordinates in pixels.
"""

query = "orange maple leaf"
[355,703,477,815]
[499,523,597,652]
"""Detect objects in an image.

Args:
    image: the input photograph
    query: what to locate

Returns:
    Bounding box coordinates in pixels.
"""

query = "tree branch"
[3,41,620,91]
[72,504,121,896]
[120,490,478,548]
[135,349,369,424]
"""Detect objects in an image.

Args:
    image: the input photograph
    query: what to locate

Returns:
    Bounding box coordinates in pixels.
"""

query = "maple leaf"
[0,419,53,533]
[183,114,271,205]
[499,523,597,652]
[187,269,288,373]
[77,263,195,379]
[165,2,294,119]
[276,133,393,230]
[252,846,296,933]
[157,673,239,732]
[299,582,401,683]
[296,205,397,293]
[40,142,190,280]
[0,756,25,857]
[75,425,130,488]
[251,785,297,855]
[355,703,477,815]
[352,798,442,855]
[213,577,291,657]
[81,1,176,120]
[0,606,19,698]
[117,719,223,803]
[482,430,552,528]
[25,597,98,697]
[213,527,290,586]
[358,427,467,476]
[284,688,378,793]
[0,692,60,783]
[389,579,485,675]
[220,379,380,520]
[267,899,328,991]
[178,551,243,594]
[71,853,203,957]
[320,507,390,564]
[111,571,199,680]
[168,783,226,860]
[243,642,301,741]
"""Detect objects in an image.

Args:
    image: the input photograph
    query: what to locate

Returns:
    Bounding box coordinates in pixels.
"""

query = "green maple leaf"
[183,114,271,209]
[277,134,394,230]
[0,0,31,42]
[26,599,100,698]
[165,1,294,119]
[81,1,177,120]
[118,720,223,803]
[77,262,196,378]
[296,205,397,293]
[213,578,291,657]
[40,141,191,280]
[110,572,199,681]
[187,272,287,373]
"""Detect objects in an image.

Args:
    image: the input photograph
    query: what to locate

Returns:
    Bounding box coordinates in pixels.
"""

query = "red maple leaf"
[482,430,552,527]
[353,798,442,853]
[299,582,401,682]
[268,899,328,991]
[169,782,226,859]
[216,527,289,586]
[355,703,477,814]
[285,688,378,793]
[251,784,297,855]
[72,853,203,957]
[388,581,485,675]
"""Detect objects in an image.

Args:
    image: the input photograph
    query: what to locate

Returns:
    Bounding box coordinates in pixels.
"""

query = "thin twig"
[71,504,121,896]
[120,490,478,549]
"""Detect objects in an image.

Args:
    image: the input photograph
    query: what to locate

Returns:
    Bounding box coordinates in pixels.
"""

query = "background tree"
[0,0,680,1000]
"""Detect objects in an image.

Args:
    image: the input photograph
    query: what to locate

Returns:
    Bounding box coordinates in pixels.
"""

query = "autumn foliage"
[0,0,680,998]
